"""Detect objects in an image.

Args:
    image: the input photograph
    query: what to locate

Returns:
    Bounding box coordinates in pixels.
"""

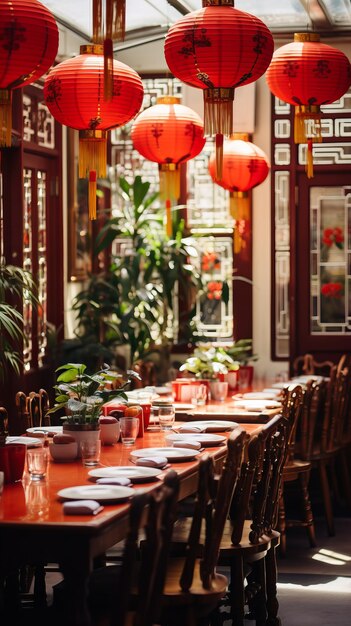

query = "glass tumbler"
[158,406,175,431]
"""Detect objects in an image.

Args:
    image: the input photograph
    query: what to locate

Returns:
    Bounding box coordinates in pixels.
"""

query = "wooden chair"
[292,353,334,378]
[63,470,181,626]
[13,389,50,435]
[299,367,351,535]
[277,384,316,555]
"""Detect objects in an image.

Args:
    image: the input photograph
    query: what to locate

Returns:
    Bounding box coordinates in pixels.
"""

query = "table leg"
[59,553,92,626]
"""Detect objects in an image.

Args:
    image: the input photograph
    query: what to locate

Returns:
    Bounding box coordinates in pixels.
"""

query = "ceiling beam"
[298,0,332,30]
[166,0,192,15]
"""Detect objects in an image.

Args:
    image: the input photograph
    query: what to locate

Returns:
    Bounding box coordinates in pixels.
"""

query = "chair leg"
[340,448,351,510]
[299,472,317,548]
[318,460,335,536]
[330,457,343,507]
[250,559,267,626]
[277,493,286,557]
[265,546,281,626]
[230,556,245,626]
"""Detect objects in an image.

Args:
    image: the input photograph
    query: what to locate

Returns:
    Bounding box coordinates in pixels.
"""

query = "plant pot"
[62,423,100,458]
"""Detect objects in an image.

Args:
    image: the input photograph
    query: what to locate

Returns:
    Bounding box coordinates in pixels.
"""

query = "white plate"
[155,386,172,395]
[57,485,135,503]
[130,447,199,462]
[27,426,63,437]
[241,392,280,401]
[88,466,162,483]
[177,420,238,433]
[174,403,195,411]
[232,400,281,410]
[6,436,42,447]
[165,433,226,447]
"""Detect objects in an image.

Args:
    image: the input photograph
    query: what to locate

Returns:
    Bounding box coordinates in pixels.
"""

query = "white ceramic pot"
[50,441,78,462]
[99,421,120,445]
[62,424,100,458]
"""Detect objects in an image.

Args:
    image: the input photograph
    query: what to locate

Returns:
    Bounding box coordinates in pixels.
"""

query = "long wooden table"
[0,423,266,625]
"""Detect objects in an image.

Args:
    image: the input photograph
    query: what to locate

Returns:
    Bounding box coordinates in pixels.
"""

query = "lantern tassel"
[79,130,107,179]
[306,139,314,179]
[215,133,224,180]
[93,0,103,43]
[230,191,250,257]
[89,171,97,220]
[0,89,12,147]
[104,39,114,101]
[165,199,172,237]
[106,0,126,41]
[159,164,180,202]
[204,88,234,138]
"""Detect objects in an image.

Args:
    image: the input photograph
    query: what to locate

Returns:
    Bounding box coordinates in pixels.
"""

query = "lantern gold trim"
[0,89,12,147]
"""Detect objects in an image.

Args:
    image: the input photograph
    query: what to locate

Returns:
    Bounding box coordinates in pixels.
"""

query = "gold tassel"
[203,88,234,137]
[215,133,223,180]
[230,191,250,256]
[79,130,107,179]
[0,89,12,147]
[89,171,97,220]
[159,164,180,202]
[165,199,172,237]
[104,38,114,101]
[107,0,126,41]
[306,139,314,179]
[93,0,103,43]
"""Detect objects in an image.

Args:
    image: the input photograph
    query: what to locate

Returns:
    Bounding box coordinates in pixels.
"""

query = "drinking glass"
[210,381,228,402]
[158,406,175,431]
[120,417,139,446]
[191,384,207,407]
[80,439,101,466]
[27,447,49,481]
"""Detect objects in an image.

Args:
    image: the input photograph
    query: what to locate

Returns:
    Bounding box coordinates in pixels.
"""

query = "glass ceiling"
[41,0,351,39]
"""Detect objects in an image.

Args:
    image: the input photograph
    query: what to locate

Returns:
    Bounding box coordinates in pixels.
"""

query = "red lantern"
[209,136,270,256]
[208,138,270,192]
[0,0,58,146]
[44,44,143,218]
[131,95,205,234]
[164,0,273,175]
[266,33,351,177]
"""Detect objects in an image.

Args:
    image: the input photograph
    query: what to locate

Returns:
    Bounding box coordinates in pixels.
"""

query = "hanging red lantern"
[266,33,351,178]
[131,95,205,234]
[44,44,143,219]
[208,138,270,192]
[209,135,270,255]
[0,0,58,146]
[164,0,273,176]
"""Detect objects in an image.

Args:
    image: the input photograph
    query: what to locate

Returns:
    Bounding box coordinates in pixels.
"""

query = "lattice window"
[272,87,351,358]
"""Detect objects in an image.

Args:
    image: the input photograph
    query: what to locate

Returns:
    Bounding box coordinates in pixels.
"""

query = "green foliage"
[0,264,37,382]
[47,362,139,424]
[179,346,237,380]
[71,175,202,368]
[223,339,258,366]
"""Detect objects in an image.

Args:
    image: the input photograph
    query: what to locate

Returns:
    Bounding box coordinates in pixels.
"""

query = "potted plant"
[178,346,237,400]
[47,363,135,453]
[223,339,258,389]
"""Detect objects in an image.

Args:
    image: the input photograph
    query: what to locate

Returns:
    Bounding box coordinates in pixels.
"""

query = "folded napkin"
[63,500,104,515]
[172,440,202,451]
[177,425,205,433]
[135,456,168,469]
[96,477,131,487]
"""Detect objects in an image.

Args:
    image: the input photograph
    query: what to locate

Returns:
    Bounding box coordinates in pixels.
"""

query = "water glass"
[120,417,139,446]
[27,447,49,481]
[210,381,228,402]
[158,406,175,431]
[80,440,101,467]
[191,384,207,407]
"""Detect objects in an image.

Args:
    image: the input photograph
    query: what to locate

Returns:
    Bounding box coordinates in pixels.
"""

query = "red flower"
[322,227,344,249]
[321,282,343,298]
[201,252,221,273]
[207,281,222,300]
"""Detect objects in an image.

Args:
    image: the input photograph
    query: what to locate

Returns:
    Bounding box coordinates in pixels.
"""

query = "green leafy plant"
[0,264,37,382]
[47,363,139,424]
[70,175,202,369]
[224,339,258,366]
[179,346,236,380]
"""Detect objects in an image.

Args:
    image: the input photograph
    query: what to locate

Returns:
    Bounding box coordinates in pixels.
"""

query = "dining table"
[0,419,275,626]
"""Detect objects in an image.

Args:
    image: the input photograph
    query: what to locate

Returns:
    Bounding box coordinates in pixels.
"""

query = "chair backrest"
[14,389,51,433]
[229,414,289,546]
[0,407,9,445]
[114,469,180,626]
[299,378,328,460]
[292,353,334,377]
[179,427,246,592]
[280,384,303,464]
